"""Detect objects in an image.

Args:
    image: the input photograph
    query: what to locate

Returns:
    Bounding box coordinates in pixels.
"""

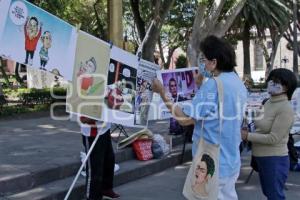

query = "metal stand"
[111,124,129,143]
[244,169,254,184]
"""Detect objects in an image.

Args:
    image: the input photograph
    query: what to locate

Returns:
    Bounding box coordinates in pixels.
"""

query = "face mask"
[198,62,212,78]
[267,80,284,95]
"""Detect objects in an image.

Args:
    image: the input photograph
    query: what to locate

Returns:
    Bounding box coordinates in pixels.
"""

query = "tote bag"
[183,77,223,200]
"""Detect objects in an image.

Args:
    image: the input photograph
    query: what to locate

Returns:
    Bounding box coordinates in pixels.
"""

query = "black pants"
[40,59,47,68]
[25,50,34,64]
[82,130,115,200]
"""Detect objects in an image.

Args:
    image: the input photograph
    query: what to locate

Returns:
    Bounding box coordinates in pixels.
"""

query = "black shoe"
[102,189,120,199]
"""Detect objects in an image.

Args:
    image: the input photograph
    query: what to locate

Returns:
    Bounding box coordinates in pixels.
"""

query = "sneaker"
[102,189,120,199]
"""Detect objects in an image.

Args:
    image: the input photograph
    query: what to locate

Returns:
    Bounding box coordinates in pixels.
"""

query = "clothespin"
[109,41,113,49]
[137,51,142,61]
[75,23,82,33]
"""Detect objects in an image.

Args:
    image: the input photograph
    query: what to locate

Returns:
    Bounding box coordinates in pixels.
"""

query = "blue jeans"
[254,156,289,200]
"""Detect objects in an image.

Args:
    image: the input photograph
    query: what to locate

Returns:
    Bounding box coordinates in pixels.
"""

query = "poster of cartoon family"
[148,67,198,120]
[0,0,76,81]
[66,31,110,120]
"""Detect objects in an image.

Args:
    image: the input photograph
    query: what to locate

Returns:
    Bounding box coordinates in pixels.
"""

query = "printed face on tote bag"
[191,153,216,197]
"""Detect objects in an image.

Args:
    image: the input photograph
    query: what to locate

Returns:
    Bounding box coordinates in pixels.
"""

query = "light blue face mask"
[267,80,284,95]
[198,62,212,78]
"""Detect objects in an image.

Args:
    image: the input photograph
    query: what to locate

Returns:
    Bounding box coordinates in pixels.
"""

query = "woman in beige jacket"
[241,68,297,200]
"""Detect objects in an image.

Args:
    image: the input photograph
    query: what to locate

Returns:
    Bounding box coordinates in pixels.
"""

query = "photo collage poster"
[66,31,110,121]
[134,59,159,126]
[0,0,77,81]
[148,67,198,120]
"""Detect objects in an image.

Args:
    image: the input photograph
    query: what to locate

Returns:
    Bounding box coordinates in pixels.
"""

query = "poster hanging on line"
[134,59,159,126]
[27,66,68,89]
[0,0,77,81]
[148,67,198,120]
[101,46,159,127]
[66,30,110,120]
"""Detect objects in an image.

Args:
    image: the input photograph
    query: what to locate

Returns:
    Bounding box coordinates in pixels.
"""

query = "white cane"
[64,123,105,200]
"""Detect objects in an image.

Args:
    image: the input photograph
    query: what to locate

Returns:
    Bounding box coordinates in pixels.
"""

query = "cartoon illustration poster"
[0,0,76,81]
[101,46,159,127]
[66,31,110,120]
[101,46,138,126]
[148,67,198,120]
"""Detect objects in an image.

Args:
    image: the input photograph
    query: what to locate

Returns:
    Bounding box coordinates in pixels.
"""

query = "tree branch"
[214,0,247,37]
[130,0,146,40]
[93,0,107,40]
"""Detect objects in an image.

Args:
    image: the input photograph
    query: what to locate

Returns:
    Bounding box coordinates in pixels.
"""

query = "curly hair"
[201,154,215,177]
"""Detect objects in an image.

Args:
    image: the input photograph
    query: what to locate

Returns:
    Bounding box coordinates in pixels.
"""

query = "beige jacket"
[247,95,294,157]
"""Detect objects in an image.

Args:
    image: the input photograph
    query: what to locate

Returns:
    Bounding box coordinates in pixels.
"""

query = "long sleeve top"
[24,20,42,51]
[247,95,294,157]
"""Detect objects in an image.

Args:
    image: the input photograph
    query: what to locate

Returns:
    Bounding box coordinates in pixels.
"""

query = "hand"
[194,73,204,87]
[241,129,248,141]
[152,78,164,95]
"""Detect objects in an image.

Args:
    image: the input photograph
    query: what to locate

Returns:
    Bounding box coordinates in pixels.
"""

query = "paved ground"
[0,113,170,191]
[0,113,300,199]
[116,153,300,200]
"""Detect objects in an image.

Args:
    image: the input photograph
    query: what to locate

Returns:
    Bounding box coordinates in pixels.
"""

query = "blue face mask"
[267,80,284,95]
[198,62,212,78]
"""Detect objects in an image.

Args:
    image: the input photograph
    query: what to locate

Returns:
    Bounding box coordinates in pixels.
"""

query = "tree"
[127,0,175,62]
[29,0,108,39]
[187,0,247,68]
[176,54,188,69]
[283,0,300,58]
[160,0,196,69]
[237,0,291,77]
[292,0,299,77]
[0,58,10,87]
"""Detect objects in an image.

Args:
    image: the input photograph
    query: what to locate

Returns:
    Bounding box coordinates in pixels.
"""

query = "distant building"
[235,33,300,82]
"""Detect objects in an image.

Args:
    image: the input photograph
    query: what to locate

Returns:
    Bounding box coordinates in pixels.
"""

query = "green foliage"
[4,88,66,105]
[162,0,197,51]
[0,104,50,118]
[18,88,66,105]
[176,54,187,69]
[29,0,108,39]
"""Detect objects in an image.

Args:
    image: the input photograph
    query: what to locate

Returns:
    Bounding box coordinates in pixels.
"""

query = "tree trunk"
[0,58,10,86]
[292,0,299,78]
[140,0,175,62]
[242,22,251,77]
[94,0,107,40]
[187,0,246,68]
[130,0,146,41]
[141,22,160,61]
[158,36,165,67]
[270,41,279,69]
[165,46,179,69]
